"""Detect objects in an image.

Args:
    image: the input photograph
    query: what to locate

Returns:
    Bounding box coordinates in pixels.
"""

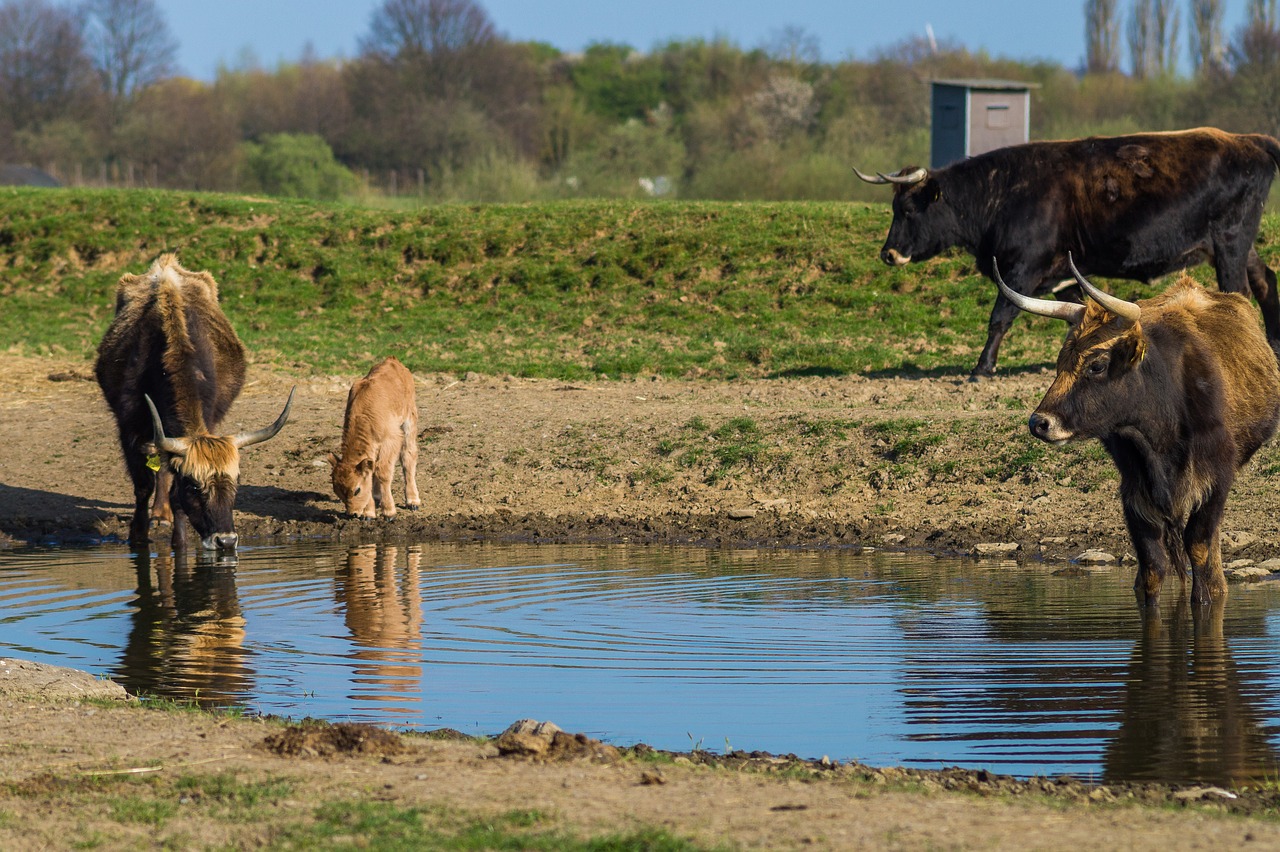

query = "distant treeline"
[6,0,1280,202]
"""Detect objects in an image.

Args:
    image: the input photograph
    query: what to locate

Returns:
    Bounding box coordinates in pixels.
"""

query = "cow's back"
[343,357,417,438]
[972,128,1279,223]
[1147,281,1280,459]
[95,254,245,435]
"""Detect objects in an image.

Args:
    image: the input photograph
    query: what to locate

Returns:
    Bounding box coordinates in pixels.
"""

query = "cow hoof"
[149,519,172,528]
[407,504,420,511]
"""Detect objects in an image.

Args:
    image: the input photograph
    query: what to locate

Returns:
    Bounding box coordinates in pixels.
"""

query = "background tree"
[1190,0,1226,76]
[80,0,177,106]
[1211,0,1280,136]
[344,0,539,187]
[0,0,99,159]
[1086,0,1122,73]
[1128,0,1155,78]
[1152,0,1181,75]
[1248,0,1279,28]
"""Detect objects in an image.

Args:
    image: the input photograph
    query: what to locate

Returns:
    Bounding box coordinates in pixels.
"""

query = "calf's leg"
[400,417,421,510]
[374,454,397,519]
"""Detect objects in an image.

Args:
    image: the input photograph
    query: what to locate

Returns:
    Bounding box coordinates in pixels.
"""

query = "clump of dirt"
[261,720,408,758]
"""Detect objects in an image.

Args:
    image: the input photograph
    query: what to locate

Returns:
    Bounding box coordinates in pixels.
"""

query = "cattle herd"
[91,127,1280,609]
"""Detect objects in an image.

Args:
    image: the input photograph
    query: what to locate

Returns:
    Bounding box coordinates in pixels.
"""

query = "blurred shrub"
[241,132,357,200]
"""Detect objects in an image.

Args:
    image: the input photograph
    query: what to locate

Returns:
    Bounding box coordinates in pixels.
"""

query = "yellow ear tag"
[146,453,161,472]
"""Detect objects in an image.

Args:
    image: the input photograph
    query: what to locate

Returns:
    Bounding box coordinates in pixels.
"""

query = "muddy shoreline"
[6,352,1280,577]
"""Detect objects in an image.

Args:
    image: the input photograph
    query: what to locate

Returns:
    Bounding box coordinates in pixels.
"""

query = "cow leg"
[972,291,1023,377]
[400,418,421,511]
[1184,489,1230,605]
[1246,250,1280,345]
[150,465,174,527]
[124,448,154,547]
[374,457,397,519]
[170,503,190,554]
[1123,504,1176,607]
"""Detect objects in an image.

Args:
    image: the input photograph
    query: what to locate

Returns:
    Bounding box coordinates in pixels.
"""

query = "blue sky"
[156,0,1253,81]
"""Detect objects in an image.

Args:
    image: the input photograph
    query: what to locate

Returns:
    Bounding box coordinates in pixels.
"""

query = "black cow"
[95,254,293,553]
[856,128,1280,376]
[996,255,1280,605]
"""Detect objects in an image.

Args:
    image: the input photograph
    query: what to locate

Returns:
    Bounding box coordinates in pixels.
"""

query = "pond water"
[2,539,1280,785]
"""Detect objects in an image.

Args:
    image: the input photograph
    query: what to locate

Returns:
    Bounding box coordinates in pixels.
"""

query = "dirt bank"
[6,352,1280,574]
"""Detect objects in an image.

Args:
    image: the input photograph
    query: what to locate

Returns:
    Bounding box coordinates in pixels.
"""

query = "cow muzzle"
[1029,412,1072,445]
[881,248,911,266]
[202,532,239,552]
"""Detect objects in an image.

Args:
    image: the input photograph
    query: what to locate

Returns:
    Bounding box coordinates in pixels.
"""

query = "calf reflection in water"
[117,553,251,707]
[1105,601,1278,785]
[334,544,424,712]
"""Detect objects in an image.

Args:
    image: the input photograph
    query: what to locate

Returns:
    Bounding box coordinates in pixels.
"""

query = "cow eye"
[353,486,362,496]
[1086,356,1110,377]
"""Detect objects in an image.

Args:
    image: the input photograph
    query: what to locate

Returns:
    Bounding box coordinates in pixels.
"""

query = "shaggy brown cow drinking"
[328,356,421,519]
[95,254,294,554]
[995,255,1280,605]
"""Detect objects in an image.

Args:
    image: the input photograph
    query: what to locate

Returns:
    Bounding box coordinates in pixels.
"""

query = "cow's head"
[853,165,955,266]
[327,453,376,519]
[146,389,295,551]
[994,254,1148,444]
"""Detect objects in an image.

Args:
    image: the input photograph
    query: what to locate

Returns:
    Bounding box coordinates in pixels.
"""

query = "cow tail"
[1263,135,1280,173]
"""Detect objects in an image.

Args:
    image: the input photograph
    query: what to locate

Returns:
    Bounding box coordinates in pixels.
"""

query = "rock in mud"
[495,718,620,762]
[973,542,1018,556]
[0,658,128,701]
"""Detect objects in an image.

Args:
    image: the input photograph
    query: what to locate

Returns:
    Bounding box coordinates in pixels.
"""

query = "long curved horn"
[851,167,889,184]
[878,167,927,185]
[233,386,296,449]
[1067,253,1140,326]
[144,394,190,455]
[992,259,1086,323]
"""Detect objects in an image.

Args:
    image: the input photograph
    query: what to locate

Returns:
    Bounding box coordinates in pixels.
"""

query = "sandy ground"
[7,352,1280,848]
[6,351,1280,570]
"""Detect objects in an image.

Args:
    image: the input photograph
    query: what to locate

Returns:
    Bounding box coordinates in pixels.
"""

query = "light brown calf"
[328,357,421,519]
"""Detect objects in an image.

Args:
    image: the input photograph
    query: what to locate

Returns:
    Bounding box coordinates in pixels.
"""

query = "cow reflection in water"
[903,591,1280,785]
[334,544,424,710]
[118,553,251,707]
[1104,602,1277,785]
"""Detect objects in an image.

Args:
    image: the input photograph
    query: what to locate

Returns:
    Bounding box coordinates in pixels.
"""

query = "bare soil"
[6,352,1280,848]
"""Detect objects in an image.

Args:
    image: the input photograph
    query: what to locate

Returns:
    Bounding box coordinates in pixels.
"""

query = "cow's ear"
[926,182,940,204]
[1110,330,1146,372]
[326,451,339,470]
[356,458,374,475]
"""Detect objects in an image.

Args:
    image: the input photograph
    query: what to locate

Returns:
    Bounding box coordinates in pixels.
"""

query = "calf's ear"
[357,458,374,475]
[326,451,340,470]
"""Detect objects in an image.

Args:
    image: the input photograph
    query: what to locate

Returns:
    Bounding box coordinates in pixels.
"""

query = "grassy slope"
[0,187,1260,379]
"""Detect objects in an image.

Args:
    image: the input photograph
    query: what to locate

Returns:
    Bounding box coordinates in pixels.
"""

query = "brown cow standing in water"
[996,255,1280,606]
[95,254,294,553]
[328,357,421,519]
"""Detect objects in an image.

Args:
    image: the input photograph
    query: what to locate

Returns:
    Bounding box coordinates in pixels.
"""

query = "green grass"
[5,769,713,850]
[0,187,1127,380]
[280,803,711,850]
